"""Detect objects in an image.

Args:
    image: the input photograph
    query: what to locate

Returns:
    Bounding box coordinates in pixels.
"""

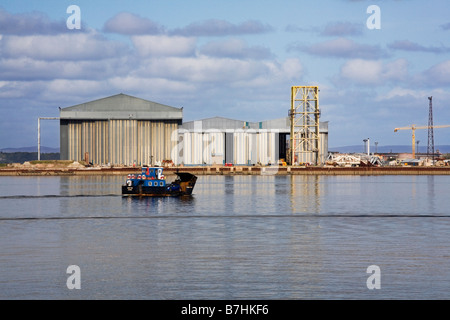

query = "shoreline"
[1,166,450,176]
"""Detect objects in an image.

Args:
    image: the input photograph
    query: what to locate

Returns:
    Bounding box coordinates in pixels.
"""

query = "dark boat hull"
[121,185,194,197]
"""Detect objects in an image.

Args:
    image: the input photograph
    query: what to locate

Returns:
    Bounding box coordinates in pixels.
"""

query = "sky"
[0,0,449,150]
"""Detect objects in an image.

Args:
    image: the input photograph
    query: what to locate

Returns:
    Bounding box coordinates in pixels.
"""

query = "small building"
[59,93,182,166]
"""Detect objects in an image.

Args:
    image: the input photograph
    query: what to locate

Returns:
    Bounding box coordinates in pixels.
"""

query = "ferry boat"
[122,167,197,197]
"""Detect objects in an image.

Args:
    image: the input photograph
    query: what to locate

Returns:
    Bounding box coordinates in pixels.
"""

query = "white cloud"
[339,59,409,85]
[422,60,450,86]
[0,56,132,81]
[131,35,196,57]
[0,8,67,35]
[171,19,273,37]
[229,58,303,89]
[1,32,127,61]
[134,55,270,83]
[40,80,110,103]
[200,38,273,60]
[103,12,163,35]
[377,87,426,101]
[108,76,197,96]
[376,87,450,111]
[0,80,46,98]
[279,58,304,80]
[320,22,364,36]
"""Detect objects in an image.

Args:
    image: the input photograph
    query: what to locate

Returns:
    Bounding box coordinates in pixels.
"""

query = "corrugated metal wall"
[177,131,225,165]
[177,130,279,166]
[67,119,177,165]
[256,131,277,165]
[233,131,249,165]
[176,130,328,166]
[294,132,328,164]
[204,131,225,165]
[68,120,109,165]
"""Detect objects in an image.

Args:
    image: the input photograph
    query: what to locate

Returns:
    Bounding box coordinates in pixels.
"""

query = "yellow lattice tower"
[289,86,320,165]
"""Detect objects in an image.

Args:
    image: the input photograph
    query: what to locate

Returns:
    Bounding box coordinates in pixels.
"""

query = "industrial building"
[60,93,329,166]
[177,117,328,166]
[59,93,182,166]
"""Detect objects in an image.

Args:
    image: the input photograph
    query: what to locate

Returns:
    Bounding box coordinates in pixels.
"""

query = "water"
[0,174,449,299]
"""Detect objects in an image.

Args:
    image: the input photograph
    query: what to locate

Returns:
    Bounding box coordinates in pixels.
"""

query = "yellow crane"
[394,124,450,158]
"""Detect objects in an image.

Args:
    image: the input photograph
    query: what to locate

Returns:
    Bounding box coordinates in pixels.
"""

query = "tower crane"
[394,124,450,158]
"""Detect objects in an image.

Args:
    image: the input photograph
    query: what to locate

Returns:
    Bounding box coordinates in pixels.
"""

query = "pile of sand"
[4,160,85,169]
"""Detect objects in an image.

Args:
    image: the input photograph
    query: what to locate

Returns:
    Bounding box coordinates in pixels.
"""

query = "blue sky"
[0,0,449,150]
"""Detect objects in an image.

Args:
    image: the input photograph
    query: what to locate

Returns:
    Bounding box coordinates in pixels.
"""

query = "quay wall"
[1,166,450,176]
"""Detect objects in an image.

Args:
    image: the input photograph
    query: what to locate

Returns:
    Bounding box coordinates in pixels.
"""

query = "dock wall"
[1,166,450,176]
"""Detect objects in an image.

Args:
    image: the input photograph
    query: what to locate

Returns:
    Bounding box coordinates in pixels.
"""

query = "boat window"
[154,182,158,186]
[160,182,164,186]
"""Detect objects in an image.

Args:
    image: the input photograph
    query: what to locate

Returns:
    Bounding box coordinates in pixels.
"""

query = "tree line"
[0,152,60,164]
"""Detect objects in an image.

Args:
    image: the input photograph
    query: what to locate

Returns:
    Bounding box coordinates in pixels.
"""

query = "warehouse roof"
[180,117,256,131]
[60,93,182,120]
[181,116,328,133]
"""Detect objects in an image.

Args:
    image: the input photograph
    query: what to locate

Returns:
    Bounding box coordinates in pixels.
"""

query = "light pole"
[38,117,59,160]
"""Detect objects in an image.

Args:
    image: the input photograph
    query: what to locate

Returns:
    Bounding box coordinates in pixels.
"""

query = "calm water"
[0,174,449,299]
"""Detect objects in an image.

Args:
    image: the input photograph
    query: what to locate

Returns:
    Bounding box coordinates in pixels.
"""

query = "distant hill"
[0,151,60,164]
[329,145,450,154]
[0,146,60,163]
[0,146,60,153]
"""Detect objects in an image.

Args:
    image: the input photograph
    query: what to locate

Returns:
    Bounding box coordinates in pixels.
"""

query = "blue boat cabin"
[126,167,167,187]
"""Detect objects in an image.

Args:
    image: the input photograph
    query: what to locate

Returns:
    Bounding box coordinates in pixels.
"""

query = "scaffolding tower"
[289,86,320,165]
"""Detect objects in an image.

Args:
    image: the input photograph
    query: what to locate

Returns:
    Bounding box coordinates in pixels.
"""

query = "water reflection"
[290,175,321,214]
[122,195,197,216]
[224,175,234,195]
[55,174,326,216]
[60,175,123,196]
[427,175,435,213]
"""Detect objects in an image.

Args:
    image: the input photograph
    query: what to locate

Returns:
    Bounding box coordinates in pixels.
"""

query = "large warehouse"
[59,93,182,166]
[177,117,328,166]
[60,93,329,166]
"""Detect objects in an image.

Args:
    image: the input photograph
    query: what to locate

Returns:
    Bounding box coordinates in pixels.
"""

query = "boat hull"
[121,185,194,197]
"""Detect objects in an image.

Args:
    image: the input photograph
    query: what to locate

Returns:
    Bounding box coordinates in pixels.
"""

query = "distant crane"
[394,124,450,158]
[427,96,434,159]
